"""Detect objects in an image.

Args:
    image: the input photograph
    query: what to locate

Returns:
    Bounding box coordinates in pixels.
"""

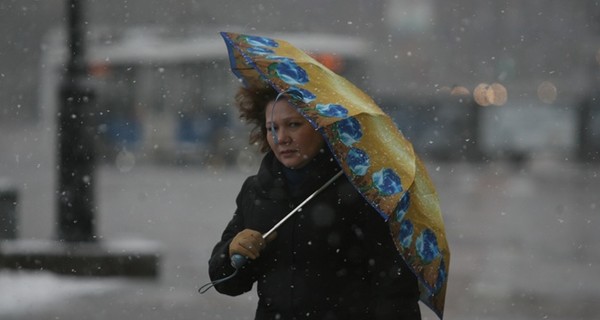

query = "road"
[0,121,599,319]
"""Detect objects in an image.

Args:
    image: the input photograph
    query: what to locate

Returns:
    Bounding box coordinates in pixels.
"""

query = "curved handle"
[230,253,248,269]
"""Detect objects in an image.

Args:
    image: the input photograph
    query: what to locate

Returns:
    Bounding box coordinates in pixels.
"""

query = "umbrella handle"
[230,253,247,269]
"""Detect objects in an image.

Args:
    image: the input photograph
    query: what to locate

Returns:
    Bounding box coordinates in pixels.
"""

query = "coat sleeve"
[208,179,259,296]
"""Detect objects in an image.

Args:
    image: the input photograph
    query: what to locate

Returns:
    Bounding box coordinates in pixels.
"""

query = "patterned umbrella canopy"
[221,31,450,318]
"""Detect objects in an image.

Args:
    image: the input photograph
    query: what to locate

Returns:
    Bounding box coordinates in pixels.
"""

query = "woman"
[208,84,421,319]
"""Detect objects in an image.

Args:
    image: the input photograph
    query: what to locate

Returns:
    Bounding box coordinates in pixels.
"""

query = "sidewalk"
[1,122,599,319]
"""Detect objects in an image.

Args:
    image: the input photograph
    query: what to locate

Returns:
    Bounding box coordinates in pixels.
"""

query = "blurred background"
[0,0,599,319]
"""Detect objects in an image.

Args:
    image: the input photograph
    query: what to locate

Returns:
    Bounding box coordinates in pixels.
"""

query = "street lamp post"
[0,0,161,278]
[57,0,96,242]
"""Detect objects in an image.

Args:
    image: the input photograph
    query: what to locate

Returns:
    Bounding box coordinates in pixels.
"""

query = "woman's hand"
[229,229,276,260]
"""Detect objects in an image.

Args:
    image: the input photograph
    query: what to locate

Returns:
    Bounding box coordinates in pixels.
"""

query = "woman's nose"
[277,128,291,144]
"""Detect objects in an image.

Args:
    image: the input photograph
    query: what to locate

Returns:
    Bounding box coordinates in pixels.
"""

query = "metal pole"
[57,0,96,242]
[229,170,344,269]
[262,170,343,239]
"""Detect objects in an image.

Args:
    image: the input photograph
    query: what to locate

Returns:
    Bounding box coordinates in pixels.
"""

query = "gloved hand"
[229,229,277,260]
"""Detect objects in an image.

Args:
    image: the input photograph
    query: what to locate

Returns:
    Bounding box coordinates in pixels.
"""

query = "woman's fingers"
[239,239,262,258]
[229,229,269,260]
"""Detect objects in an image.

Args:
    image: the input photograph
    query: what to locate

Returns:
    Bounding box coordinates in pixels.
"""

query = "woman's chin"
[280,158,306,169]
[277,152,313,169]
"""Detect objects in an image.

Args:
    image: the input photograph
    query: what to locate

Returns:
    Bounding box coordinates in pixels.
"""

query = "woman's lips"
[279,149,297,156]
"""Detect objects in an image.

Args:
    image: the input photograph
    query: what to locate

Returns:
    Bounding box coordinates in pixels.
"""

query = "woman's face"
[265,98,325,169]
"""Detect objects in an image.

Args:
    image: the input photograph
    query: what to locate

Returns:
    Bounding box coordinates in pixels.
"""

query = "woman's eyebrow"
[266,116,305,124]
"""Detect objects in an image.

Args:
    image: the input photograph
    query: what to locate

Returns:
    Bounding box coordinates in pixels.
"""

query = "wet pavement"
[1,121,599,319]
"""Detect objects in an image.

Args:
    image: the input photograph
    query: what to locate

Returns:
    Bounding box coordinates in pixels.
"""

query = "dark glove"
[229,229,276,260]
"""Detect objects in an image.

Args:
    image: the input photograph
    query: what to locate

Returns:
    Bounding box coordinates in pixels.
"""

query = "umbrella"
[221,31,450,319]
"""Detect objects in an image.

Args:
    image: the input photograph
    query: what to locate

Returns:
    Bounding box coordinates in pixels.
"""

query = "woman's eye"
[289,122,301,128]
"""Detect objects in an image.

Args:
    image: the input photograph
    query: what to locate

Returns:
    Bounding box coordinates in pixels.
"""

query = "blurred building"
[1,0,599,161]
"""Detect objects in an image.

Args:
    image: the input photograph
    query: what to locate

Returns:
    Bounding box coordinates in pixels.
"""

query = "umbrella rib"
[262,170,343,239]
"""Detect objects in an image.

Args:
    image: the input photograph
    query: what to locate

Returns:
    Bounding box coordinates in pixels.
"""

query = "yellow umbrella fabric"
[221,31,450,318]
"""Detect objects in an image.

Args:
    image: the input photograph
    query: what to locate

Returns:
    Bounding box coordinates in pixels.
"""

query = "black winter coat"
[209,151,421,320]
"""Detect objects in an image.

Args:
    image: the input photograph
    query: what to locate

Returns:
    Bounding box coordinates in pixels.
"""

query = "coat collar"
[256,149,341,200]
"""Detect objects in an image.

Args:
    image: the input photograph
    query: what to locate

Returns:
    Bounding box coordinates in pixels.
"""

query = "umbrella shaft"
[262,170,343,239]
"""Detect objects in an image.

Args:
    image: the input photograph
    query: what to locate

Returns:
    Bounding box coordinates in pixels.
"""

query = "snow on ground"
[0,270,124,316]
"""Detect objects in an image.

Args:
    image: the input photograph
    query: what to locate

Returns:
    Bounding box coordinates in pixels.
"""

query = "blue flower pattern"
[244,36,279,48]
[434,259,447,292]
[275,60,309,85]
[416,229,441,264]
[399,219,414,249]
[335,117,363,146]
[247,46,275,55]
[287,86,316,103]
[264,55,292,62]
[316,103,349,118]
[395,191,411,222]
[372,168,403,196]
[347,148,370,176]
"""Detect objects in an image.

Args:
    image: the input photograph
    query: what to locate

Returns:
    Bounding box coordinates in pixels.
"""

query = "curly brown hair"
[235,84,279,153]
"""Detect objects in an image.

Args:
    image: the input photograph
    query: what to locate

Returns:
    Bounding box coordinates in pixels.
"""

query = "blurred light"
[310,53,345,73]
[473,82,508,106]
[489,83,508,106]
[450,86,470,96]
[537,81,557,104]
[473,83,492,106]
[89,63,110,78]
